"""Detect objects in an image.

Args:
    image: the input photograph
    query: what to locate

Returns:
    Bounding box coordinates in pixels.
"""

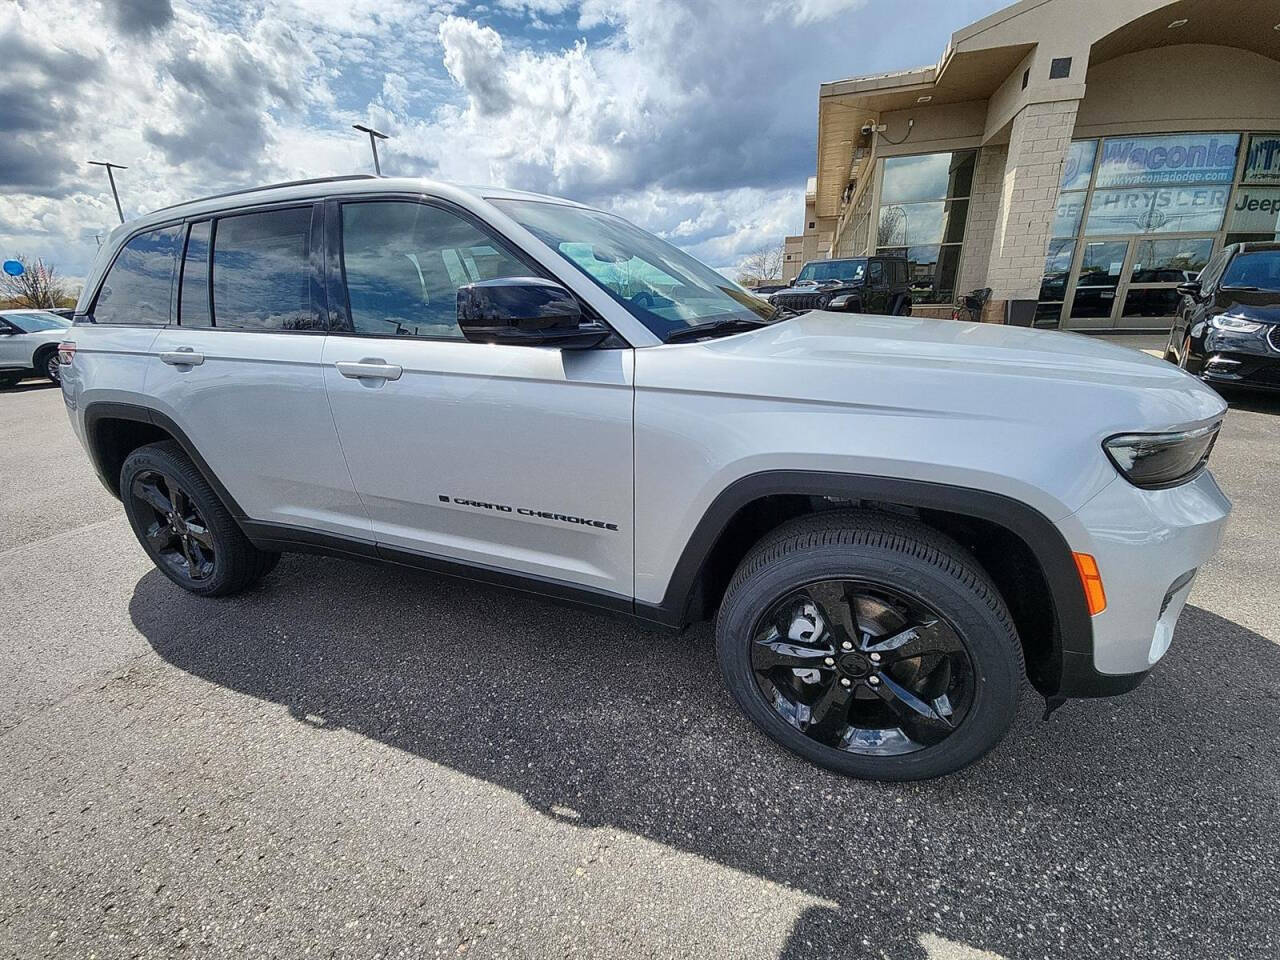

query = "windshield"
[491,199,773,340]
[1222,250,1280,291]
[5,312,71,333]
[796,259,866,284]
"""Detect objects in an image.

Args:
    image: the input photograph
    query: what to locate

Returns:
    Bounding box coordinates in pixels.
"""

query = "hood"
[651,311,1227,432]
[1212,287,1280,326]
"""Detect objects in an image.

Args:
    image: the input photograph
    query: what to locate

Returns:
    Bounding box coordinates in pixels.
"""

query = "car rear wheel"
[37,346,60,384]
[120,440,280,597]
[716,510,1022,781]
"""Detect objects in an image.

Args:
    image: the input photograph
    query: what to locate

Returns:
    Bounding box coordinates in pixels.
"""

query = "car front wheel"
[716,510,1023,781]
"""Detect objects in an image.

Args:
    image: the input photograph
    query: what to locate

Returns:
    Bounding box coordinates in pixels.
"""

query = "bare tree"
[736,241,785,285]
[0,257,73,309]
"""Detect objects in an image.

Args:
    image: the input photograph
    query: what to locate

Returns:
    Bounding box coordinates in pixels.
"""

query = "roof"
[122,176,588,238]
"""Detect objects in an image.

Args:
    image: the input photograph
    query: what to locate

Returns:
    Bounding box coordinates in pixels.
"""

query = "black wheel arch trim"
[641,470,1106,700]
[82,401,250,521]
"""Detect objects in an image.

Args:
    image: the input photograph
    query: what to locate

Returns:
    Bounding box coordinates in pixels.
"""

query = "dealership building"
[784,0,1280,330]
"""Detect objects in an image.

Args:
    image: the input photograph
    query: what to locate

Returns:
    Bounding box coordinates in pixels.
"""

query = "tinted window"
[1222,250,1280,291]
[212,207,314,330]
[868,261,884,285]
[179,221,212,327]
[796,260,866,283]
[6,312,71,333]
[340,201,529,338]
[93,226,182,325]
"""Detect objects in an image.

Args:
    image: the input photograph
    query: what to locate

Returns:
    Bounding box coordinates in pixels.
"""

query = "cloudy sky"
[3,0,1006,286]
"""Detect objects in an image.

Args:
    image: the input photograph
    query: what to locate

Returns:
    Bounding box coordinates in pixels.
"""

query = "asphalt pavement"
[1,376,1277,959]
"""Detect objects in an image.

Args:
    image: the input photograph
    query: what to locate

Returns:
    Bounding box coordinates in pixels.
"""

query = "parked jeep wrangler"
[61,176,1230,780]
[769,256,913,315]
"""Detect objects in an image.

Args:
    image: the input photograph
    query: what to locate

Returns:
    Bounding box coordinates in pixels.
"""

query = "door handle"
[160,349,204,366]
[335,360,402,381]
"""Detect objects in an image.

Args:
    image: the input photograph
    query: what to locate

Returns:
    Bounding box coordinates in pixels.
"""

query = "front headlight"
[1210,314,1264,334]
[1103,422,1220,489]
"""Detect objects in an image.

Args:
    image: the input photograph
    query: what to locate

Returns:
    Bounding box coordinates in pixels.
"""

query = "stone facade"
[953,144,1008,297]
[984,99,1081,306]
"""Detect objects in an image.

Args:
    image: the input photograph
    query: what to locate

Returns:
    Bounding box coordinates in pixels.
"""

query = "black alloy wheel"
[750,580,973,756]
[716,510,1022,780]
[128,469,217,584]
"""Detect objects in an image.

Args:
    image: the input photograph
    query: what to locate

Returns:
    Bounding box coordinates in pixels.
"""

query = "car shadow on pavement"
[1222,389,1280,416]
[130,558,1279,959]
[0,380,58,393]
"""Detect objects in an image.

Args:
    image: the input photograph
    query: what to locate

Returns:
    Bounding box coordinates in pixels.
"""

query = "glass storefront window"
[1036,238,1076,326]
[880,152,976,204]
[878,244,963,305]
[1095,133,1240,188]
[1060,141,1097,191]
[1128,238,1214,283]
[1227,185,1280,236]
[877,199,968,247]
[1084,185,1231,235]
[1070,240,1129,318]
[876,150,976,303]
[1243,134,1280,185]
[1052,192,1086,239]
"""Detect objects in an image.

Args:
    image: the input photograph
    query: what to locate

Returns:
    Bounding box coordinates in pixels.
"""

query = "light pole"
[88,161,128,223]
[352,124,389,175]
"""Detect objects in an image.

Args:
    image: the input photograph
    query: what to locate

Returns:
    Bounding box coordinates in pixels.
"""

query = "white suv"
[60,175,1231,780]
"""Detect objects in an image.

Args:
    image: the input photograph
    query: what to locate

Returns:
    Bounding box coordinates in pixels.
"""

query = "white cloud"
[0,0,1005,283]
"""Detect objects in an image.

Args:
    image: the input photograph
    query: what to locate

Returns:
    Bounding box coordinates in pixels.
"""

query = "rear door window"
[92,225,183,325]
[211,207,316,330]
[178,221,212,327]
[338,200,529,339]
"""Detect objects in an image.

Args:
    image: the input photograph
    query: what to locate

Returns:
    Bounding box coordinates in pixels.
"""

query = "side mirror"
[457,277,608,349]
[1176,280,1202,299]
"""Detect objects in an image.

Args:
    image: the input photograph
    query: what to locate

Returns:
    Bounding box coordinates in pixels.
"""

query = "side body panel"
[321,337,635,597]
[145,328,370,540]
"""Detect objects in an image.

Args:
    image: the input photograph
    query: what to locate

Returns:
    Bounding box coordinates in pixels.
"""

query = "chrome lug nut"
[839,677,852,688]
[841,640,853,650]
[823,656,835,666]
[869,653,882,663]
[868,675,881,686]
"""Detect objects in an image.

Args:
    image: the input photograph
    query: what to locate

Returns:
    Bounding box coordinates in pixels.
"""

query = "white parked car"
[59,175,1230,780]
[0,309,72,386]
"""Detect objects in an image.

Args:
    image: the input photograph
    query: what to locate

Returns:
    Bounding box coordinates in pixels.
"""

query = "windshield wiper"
[664,317,772,343]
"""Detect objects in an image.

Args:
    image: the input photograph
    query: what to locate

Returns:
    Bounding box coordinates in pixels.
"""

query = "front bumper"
[1200,352,1280,392]
[1054,469,1230,692]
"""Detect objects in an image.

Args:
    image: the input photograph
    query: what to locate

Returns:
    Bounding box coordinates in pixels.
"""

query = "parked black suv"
[770,256,913,315]
[1165,242,1280,392]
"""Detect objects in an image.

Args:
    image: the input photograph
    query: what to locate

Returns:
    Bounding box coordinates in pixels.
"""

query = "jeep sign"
[1095,133,1240,188]
[1228,186,1280,236]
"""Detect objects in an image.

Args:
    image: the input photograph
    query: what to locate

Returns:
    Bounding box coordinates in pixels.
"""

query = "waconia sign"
[1096,134,1240,188]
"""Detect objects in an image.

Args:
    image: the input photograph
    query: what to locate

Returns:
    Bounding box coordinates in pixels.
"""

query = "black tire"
[896,299,912,316]
[35,345,59,384]
[715,510,1022,781]
[120,440,280,597]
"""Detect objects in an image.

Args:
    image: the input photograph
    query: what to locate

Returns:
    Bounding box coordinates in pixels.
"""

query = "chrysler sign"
[1096,134,1240,188]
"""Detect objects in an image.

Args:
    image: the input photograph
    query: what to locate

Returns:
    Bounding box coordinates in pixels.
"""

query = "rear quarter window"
[92,226,183,325]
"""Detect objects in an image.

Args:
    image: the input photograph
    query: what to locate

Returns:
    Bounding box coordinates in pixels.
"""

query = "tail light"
[58,341,76,365]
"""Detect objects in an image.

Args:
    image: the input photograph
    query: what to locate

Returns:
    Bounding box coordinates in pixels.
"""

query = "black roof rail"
[149,174,381,215]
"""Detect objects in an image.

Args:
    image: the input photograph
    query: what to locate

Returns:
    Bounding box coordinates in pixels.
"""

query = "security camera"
[860,122,875,136]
